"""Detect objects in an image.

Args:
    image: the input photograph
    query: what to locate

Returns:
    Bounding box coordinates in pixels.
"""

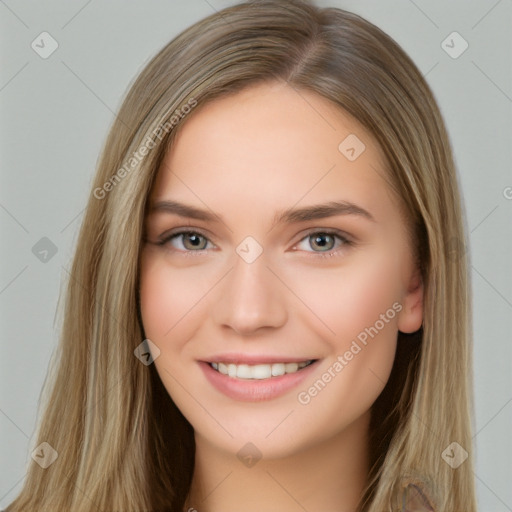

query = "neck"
[185,410,371,512]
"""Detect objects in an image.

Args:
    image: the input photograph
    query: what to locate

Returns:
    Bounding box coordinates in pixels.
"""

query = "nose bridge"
[213,251,287,334]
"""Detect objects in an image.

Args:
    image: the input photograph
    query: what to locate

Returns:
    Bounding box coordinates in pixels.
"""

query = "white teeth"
[211,360,313,380]
[236,364,252,379]
[252,364,272,379]
[271,363,285,376]
[285,362,299,373]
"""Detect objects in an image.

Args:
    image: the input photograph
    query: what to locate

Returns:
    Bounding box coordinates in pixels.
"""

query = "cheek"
[139,252,209,413]
[290,310,398,439]
[139,251,206,345]
[139,263,179,341]
[287,251,403,342]
[287,252,401,413]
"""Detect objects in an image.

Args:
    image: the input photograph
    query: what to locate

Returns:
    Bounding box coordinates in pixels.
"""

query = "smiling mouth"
[209,360,316,380]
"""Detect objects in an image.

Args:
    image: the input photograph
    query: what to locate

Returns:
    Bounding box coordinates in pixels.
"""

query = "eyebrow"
[149,199,376,225]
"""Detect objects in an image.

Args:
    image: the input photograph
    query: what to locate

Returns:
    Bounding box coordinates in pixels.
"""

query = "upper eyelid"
[292,231,350,251]
[157,227,212,242]
[159,229,215,248]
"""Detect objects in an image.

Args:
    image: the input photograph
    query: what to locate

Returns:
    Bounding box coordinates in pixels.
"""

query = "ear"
[397,266,424,334]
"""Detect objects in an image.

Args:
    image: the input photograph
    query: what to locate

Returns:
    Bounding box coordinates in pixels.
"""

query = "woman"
[6,1,476,510]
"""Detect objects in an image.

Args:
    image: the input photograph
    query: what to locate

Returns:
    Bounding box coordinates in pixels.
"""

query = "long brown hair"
[7,1,475,510]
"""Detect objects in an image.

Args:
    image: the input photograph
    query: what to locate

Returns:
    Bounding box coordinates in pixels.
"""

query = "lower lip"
[199,361,319,402]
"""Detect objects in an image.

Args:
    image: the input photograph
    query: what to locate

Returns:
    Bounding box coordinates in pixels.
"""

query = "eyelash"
[154,228,354,259]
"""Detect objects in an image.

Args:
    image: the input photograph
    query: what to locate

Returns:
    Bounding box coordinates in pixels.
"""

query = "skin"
[139,81,423,512]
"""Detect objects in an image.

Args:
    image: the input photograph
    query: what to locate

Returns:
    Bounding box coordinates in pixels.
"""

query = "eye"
[152,228,351,256]
[158,230,213,251]
[293,231,350,254]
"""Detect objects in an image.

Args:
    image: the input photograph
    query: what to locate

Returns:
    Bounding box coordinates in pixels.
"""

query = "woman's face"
[139,81,423,459]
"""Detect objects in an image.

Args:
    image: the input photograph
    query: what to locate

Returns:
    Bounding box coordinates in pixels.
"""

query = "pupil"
[311,233,333,251]
[184,233,204,249]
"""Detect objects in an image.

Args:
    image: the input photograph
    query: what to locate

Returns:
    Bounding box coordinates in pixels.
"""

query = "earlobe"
[397,268,424,334]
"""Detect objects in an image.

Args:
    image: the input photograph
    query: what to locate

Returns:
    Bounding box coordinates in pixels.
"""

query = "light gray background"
[1,0,511,510]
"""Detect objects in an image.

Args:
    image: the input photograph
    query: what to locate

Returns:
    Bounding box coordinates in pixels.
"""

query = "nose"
[212,254,288,336]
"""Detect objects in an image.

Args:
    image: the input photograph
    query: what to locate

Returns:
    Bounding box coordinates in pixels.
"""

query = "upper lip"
[203,353,317,365]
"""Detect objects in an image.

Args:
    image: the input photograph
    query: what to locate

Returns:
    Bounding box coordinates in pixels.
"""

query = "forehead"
[149,82,396,225]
